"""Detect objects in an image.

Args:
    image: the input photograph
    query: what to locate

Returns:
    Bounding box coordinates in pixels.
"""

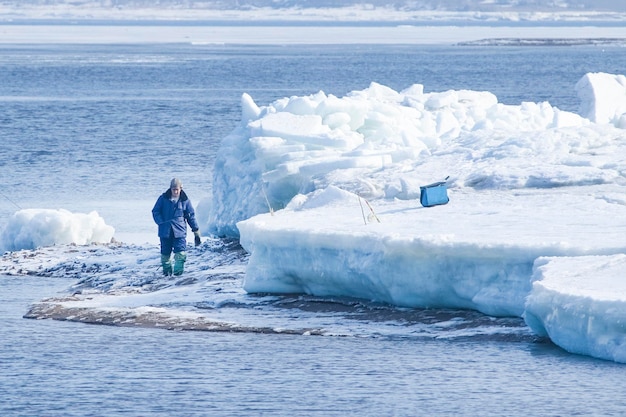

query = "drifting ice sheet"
[209,72,626,362]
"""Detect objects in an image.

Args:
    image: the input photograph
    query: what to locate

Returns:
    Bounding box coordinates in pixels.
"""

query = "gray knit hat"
[170,178,183,189]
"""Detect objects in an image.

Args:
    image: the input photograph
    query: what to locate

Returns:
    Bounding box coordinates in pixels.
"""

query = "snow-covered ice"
[0,209,114,252]
[207,71,626,363]
[238,187,626,316]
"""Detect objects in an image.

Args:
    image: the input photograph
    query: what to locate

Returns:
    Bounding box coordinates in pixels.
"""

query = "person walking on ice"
[152,178,201,276]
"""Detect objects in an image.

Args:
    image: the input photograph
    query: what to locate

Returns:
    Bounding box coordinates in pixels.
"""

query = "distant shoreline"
[0,22,625,45]
[459,37,626,46]
[1,19,626,27]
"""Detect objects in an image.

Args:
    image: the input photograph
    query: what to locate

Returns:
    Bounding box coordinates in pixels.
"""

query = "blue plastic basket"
[420,181,449,207]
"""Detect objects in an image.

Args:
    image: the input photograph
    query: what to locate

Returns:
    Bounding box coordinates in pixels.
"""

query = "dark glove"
[194,230,201,246]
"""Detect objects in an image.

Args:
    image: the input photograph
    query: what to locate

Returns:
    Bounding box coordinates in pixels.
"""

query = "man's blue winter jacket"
[152,189,200,238]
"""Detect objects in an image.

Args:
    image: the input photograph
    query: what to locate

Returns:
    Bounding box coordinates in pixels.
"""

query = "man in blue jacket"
[152,178,201,276]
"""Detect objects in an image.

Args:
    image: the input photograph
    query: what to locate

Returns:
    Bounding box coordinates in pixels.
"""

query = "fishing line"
[0,190,22,210]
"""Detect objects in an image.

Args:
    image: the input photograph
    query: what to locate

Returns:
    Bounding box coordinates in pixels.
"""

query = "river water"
[2,275,626,416]
[2,41,626,416]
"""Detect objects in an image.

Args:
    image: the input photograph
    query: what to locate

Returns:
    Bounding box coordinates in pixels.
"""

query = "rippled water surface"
[2,276,626,417]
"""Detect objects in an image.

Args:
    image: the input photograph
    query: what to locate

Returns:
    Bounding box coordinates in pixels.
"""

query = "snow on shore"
[0,24,624,45]
[1,2,625,23]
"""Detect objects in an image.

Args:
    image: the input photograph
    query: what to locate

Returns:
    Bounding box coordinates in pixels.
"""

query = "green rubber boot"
[173,251,186,276]
[161,254,172,276]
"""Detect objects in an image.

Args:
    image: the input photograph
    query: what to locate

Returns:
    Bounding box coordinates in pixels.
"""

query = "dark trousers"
[160,236,187,256]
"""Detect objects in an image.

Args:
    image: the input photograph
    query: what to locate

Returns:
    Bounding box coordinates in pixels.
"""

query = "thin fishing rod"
[0,190,22,210]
